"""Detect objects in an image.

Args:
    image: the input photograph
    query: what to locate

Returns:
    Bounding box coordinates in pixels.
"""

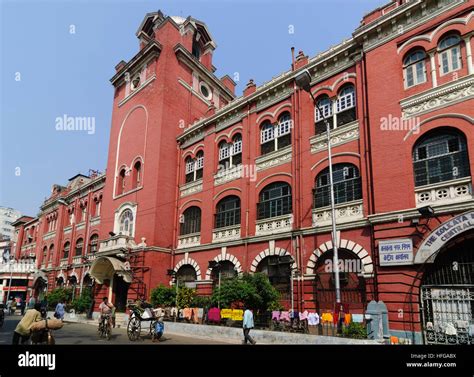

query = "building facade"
[12,0,474,344]
[0,206,21,240]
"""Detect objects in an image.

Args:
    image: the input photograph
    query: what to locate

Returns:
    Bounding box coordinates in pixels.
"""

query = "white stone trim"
[204,252,243,280]
[180,179,203,197]
[255,145,292,172]
[415,177,472,207]
[174,256,202,280]
[249,247,296,273]
[310,121,359,154]
[305,238,374,277]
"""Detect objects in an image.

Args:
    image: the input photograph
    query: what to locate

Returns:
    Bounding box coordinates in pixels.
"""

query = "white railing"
[177,233,201,249]
[255,214,293,236]
[0,260,36,273]
[90,216,101,227]
[60,258,69,267]
[98,235,131,253]
[312,200,364,227]
[212,226,241,242]
[42,231,56,241]
[72,256,82,265]
[415,177,472,207]
[180,179,203,197]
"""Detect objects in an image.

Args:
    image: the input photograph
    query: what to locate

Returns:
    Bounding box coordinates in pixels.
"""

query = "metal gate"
[420,236,474,345]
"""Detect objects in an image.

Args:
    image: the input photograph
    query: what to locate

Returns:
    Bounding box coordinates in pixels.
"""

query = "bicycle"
[98,314,112,340]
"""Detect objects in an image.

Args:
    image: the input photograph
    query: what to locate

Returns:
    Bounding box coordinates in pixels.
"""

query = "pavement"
[0,314,233,345]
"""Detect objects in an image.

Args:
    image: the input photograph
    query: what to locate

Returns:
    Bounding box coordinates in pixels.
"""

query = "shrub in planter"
[342,322,367,339]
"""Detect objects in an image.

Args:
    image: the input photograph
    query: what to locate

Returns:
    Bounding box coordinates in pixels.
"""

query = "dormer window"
[192,33,202,59]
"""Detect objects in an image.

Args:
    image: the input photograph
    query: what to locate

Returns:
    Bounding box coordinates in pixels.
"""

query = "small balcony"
[72,256,83,265]
[415,177,472,207]
[312,200,364,227]
[98,235,133,254]
[60,258,69,267]
[90,216,101,227]
[212,225,241,242]
[255,214,293,236]
[177,233,201,249]
[180,179,203,197]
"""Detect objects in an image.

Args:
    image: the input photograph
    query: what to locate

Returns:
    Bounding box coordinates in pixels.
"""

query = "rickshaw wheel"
[127,316,141,341]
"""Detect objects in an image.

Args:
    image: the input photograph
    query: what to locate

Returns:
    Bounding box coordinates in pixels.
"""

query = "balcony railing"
[415,177,472,207]
[177,233,201,249]
[312,200,364,227]
[98,235,132,254]
[255,214,293,236]
[180,179,203,197]
[60,258,69,267]
[212,225,241,242]
[72,256,83,265]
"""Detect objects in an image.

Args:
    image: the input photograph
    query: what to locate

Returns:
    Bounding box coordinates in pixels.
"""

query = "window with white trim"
[218,134,242,169]
[403,50,427,88]
[260,113,292,155]
[185,152,205,183]
[119,209,134,237]
[438,34,462,75]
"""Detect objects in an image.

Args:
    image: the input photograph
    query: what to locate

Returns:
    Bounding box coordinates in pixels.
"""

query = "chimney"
[294,50,309,70]
[220,75,236,95]
[243,79,256,97]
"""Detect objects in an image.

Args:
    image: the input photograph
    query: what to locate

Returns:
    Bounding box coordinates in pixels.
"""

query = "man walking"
[242,306,256,345]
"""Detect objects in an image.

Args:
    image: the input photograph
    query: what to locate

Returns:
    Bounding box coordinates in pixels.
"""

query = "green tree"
[211,273,280,311]
[177,286,196,308]
[71,288,92,313]
[45,288,73,310]
[150,285,176,307]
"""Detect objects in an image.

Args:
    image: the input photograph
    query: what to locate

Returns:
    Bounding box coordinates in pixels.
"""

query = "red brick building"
[13,0,474,344]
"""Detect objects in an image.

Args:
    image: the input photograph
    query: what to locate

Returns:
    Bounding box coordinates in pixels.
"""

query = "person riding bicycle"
[99,297,115,329]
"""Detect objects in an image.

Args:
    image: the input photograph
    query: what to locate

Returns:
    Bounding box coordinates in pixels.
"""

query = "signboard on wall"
[415,211,474,264]
[379,238,413,266]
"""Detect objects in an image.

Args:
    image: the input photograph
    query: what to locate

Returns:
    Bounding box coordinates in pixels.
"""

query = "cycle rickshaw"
[126,303,164,342]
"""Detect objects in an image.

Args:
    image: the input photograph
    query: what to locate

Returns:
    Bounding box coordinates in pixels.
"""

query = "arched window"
[49,244,54,262]
[56,277,64,288]
[119,209,134,236]
[185,153,204,183]
[176,265,197,284]
[260,113,292,155]
[180,206,201,235]
[75,238,84,256]
[215,196,241,228]
[413,130,470,187]
[315,94,333,134]
[63,242,70,259]
[438,34,462,75]
[211,260,237,284]
[403,49,427,88]
[218,134,243,170]
[257,255,292,303]
[335,85,356,127]
[314,164,362,208]
[42,246,48,264]
[132,160,141,189]
[118,168,126,195]
[89,234,99,253]
[257,182,292,219]
[192,35,201,60]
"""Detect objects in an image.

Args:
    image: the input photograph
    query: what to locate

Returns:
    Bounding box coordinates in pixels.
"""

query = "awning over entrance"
[89,257,132,284]
[32,270,48,287]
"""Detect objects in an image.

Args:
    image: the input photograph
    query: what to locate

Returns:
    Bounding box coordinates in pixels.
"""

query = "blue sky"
[0,0,386,216]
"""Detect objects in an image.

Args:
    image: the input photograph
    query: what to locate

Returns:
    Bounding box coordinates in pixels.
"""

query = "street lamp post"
[6,258,14,304]
[295,70,342,311]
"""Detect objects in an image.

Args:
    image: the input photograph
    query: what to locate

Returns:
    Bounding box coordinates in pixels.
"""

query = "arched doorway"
[312,249,366,313]
[113,274,130,312]
[33,277,47,300]
[56,277,65,288]
[256,256,292,308]
[176,265,197,288]
[420,235,474,345]
[68,276,78,299]
[210,261,237,287]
